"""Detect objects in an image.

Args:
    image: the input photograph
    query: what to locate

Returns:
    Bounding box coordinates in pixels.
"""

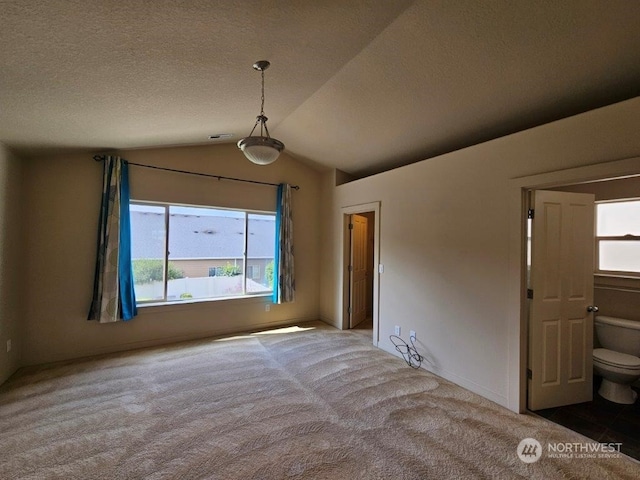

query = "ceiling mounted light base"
[253,60,270,71]
[238,60,285,165]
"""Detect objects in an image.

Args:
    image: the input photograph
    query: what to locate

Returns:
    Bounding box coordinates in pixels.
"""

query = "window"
[246,265,260,280]
[130,202,275,304]
[596,199,640,276]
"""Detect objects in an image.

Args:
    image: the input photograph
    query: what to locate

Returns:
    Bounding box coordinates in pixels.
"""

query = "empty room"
[1,1,640,478]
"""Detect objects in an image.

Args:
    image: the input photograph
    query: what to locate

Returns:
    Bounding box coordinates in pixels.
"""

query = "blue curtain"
[88,156,137,322]
[273,183,295,303]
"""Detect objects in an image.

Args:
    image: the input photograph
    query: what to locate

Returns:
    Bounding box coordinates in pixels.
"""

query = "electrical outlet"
[394,325,401,336]
[265,304,270,312]
[6,339,11,353]
[410,330,416,341]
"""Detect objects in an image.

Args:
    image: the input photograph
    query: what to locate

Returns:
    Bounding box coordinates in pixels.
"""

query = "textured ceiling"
[1,0,640,178]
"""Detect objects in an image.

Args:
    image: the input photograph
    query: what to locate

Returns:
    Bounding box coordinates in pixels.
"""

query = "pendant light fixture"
[237,60,285,165]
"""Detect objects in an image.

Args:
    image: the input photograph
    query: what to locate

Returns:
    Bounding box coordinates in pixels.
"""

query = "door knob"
[587,305,599,313]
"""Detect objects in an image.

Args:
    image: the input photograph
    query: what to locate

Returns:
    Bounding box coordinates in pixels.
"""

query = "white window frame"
[595,198,640,278]
[131,200,275,305]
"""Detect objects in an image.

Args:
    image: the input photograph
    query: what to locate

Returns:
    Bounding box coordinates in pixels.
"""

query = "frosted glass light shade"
[237,136,285,165]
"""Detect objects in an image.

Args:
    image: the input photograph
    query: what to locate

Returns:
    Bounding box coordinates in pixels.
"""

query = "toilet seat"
[593,348,640,370]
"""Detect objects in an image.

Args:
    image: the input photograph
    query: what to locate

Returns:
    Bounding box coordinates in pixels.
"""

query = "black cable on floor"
[389,334,423,369]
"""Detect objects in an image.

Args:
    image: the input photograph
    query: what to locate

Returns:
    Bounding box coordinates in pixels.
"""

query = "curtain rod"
[92,155,300,190]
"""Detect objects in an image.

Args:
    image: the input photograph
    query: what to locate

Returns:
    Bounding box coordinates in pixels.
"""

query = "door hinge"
[349,223,354,230]
[348,306,352,314]
[527,368,532,380]
[527,208,535,219]
[527,289,534,299]
[348,265,353,272]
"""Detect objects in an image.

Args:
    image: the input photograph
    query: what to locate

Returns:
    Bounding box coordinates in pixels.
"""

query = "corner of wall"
[0,143,24,385]
[318,170,338,324]
[335,169,356,186]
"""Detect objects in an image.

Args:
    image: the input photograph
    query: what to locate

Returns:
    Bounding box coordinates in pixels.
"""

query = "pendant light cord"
[260,68,266,132]
[258,67,269,138]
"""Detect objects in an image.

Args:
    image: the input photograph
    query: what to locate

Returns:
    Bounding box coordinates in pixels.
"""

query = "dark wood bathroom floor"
[533,378,640,461]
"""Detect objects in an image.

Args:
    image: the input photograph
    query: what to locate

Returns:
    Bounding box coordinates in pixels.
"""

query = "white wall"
[0,143,23,384]
[320,97,640,411]
[22,144,322,365]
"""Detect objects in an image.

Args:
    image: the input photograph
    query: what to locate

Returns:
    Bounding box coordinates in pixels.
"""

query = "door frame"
[508,156,640,413]
[341,202,381,345]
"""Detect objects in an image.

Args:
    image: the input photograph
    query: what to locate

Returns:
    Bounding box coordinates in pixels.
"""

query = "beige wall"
[320,97,640,410]
[0,143,23,384]
[22,144,321,365]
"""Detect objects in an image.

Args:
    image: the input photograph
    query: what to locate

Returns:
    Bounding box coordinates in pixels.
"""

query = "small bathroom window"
[596,199,640,276]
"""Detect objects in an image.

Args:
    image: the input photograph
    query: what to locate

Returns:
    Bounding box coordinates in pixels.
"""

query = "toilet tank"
[595,316,640,357]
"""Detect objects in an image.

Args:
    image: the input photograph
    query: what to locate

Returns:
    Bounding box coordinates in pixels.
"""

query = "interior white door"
[349,214,368,328]
[528,190,595,411]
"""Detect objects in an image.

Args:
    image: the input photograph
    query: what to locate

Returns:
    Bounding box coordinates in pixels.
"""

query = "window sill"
[137,293,272,311]
[594,273,640,292]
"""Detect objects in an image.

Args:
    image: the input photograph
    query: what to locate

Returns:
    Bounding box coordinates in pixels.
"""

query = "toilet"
[593,315,640,404]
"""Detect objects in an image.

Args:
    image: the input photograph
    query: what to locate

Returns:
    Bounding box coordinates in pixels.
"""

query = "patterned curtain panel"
[88,156,137,323]
[273,183,295,304]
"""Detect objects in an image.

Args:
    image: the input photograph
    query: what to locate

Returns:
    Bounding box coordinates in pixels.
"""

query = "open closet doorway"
[341,202,380,345]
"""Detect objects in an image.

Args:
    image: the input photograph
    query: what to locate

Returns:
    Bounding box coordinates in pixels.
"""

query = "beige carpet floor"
[1,321,639,479]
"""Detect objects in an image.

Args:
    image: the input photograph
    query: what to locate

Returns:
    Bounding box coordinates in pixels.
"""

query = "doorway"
[525,176,640,411]
[523,178,640,460]
[341,202,380,345]
[510,158,640,414]
[521,171,640,417]
[347,213,373,329]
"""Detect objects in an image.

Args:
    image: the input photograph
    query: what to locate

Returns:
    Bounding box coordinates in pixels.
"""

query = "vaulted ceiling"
[2,1,640,178]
